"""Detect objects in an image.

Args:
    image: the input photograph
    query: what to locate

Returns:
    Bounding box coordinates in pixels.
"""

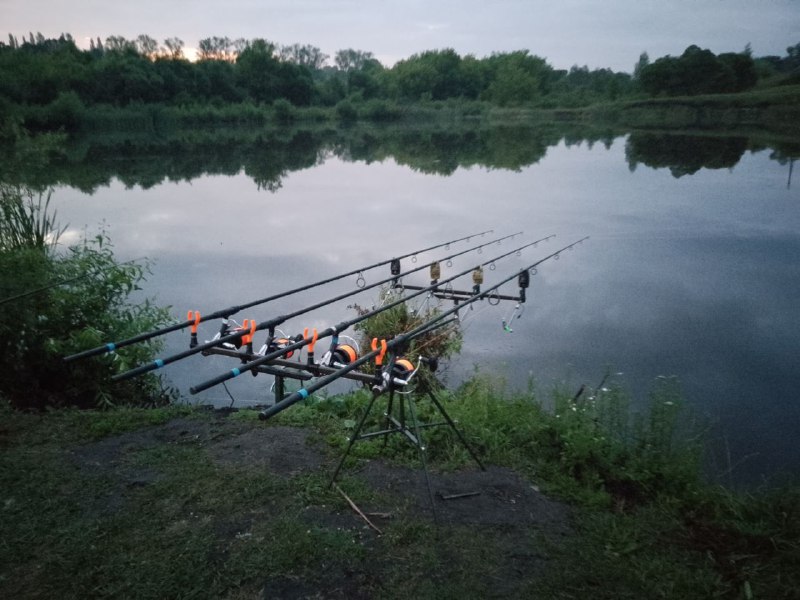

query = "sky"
[2,0,799,73]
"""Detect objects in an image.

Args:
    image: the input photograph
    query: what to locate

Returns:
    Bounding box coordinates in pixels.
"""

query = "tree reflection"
[1,124,797,191]
[625,133,750,177]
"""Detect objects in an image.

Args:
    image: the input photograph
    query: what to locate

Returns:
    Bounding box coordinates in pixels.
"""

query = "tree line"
[1,32,798,130]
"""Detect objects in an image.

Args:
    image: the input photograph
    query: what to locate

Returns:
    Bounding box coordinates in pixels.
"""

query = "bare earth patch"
[70,412,573,598]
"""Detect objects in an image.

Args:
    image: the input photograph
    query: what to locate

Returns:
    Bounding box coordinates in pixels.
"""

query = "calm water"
[36,126,800,486]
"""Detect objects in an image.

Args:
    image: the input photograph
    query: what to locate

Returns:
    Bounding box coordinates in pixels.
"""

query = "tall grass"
[0,184,64,251]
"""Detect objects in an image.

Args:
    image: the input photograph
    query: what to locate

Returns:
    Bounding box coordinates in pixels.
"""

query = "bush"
[359,99,402,122]
[335,99,358,122]
[0,184,174,409]
[272,98,296,124]
[347,287,462,394]
[24,91,86,132]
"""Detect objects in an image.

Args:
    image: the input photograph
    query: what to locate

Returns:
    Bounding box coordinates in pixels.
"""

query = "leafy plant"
[0,184,175,409]
[348,287,462,393]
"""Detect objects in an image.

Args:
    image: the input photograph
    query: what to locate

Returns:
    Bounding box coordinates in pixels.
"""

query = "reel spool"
[392,358,416,382]
[329,343,358,366]
[266,337,295,359]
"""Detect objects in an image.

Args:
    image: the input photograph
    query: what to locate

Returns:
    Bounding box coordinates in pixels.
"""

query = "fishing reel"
[325,343,359,367]
[260,334,301,358]
[320,335,361,368]
[372,355,419,395]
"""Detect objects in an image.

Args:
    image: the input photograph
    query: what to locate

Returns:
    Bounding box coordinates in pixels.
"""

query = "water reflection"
[625,133,750,177]
[2,123,799,487]
[2,124,798,192]
[1,122,626,191]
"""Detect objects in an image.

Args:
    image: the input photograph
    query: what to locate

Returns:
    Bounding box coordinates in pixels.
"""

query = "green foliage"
[334,98,358,121]
[358,98,402,121]
[0,184,64,251]
[348,288,462,393]
[0,184,174,409]
[24,90,86,132]
[2,33,792,139]
[639,45,758,97]
[415,373,700,506]
[272,98,296,123]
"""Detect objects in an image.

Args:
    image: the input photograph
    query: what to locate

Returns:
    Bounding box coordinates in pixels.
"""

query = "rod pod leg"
[328,390,382,488]
[427,389,485,471]
[382,390,394,449]
[405,390,439,524]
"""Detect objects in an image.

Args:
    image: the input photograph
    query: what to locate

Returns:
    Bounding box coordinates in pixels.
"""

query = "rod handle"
[111,359,163,382]
[258,388,310,420]
[189,368,240,395]
[64,343,118,362]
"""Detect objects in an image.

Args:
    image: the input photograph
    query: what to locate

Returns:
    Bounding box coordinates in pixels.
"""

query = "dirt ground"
[70,412,573,598]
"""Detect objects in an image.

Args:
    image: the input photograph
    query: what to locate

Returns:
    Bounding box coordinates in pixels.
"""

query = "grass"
[16,83,797,139]
[1,378,798,598]
[581,84,800,133]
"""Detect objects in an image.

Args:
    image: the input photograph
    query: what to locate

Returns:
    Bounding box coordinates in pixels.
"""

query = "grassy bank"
[2,378,798,599]
[9,83,799,139]
[580,84,800,134]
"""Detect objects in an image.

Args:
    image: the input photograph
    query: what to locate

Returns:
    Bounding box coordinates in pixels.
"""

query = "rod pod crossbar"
[64,229,494,362]
[186,236,560,395]
[112,232,544,383]
[257,236,589,420]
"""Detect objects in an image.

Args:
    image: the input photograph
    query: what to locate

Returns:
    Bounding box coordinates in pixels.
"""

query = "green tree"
[334,48,374,72]
[392,49,465,101]
[638,45,754,96]
[482,51,550,106]
[633,52,649,81]
[135,34,159,59]
[280,43,329,70]
[104,35,137,53]
[236,39,313,105]
[197,36,242,61]
[163,37,184,59]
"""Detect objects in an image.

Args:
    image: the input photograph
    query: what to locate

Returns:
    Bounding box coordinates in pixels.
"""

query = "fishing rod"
[187,236,564,396]
[257,236,590,420]
[203,315,459,389]
[63,229,494,362]
[112,232,546,382]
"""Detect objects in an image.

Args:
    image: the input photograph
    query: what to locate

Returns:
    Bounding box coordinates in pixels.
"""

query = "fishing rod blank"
[257,236,589,420]
[64,229,494,362]
[187,236,560,395]
[113,231,540,383]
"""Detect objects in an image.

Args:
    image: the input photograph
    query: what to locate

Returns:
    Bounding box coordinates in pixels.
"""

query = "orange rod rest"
[371,338,388,365]
[187,310,202,334]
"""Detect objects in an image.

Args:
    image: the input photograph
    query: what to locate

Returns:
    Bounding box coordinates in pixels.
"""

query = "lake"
[27,124,800,486]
